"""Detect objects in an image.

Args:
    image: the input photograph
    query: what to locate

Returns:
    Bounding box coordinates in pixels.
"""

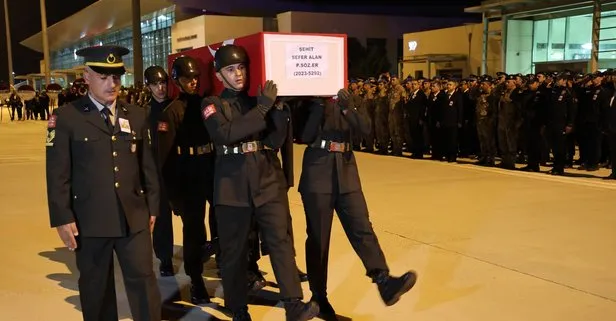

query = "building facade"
[466,0,616,74]
[402,22,503,79]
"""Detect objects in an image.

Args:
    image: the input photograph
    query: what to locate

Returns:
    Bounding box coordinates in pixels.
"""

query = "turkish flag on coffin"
[167,32,348,99]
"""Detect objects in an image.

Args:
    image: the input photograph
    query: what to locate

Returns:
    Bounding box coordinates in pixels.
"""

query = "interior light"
[582,43,592,50]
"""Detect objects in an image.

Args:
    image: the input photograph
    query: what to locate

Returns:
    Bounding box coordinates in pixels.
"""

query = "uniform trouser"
[388,110,405,154]
[526,122,543,168]
[498,120,518,166]
[565,131,576,165]
[440,126,458,160]
[364,114,375,151]
[76,229,161,321]
[216,200,303,311]
[153,190,174,261]
[301,191,389,297]
[409,122,424,156]
[375,111,390,151]
[11,106,22,120]
[547,125,566,171]
[256,189,297,257]
[178,195,208,278]
[429,124,442,158]
[579,122,601,167]
[477,119,497,160]
[609,132,616,174]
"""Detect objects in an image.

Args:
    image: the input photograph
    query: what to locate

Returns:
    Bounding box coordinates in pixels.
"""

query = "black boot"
[190,277,211,305]
[371,270,417,306]
[247,269,266,294]
[283,299,319,321]
[310,295,337,320]
[232,306,252,320]
[159,258,174,277]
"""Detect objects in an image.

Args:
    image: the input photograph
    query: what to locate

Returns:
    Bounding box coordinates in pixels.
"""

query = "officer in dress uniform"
[157,56,216,304]
[200,44,319,321]
[546,72,577,175]
[299,89,417,320]
[143,66,175,277]
[405,78,428,159]
[46,45,161,321]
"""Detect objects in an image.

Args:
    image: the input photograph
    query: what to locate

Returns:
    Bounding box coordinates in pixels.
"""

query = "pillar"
[40,0,51,86]
[590,0,601,72]
[131,0,143,85]
[4,0,13,85]
[482,13,489,75]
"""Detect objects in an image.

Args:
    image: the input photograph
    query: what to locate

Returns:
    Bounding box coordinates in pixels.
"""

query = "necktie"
[101,108,114,132]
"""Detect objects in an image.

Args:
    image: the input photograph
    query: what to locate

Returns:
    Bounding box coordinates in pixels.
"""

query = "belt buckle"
[243,141,256,153]
[329,142,343,152]
[197,146,204,155]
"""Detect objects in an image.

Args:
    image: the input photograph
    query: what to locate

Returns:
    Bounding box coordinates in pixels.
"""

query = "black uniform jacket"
[298,98,370,194]
[404,89,427,124]
[441,89,464,127]
[602,93,616,134]
[279,106,295,189]
[46,96,160,237]
[157,94,214,208]
[201,89,290,207]
[547,86,577,128]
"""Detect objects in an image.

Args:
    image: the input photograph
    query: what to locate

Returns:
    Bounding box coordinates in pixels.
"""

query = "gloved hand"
[337,88,351,110]
[256,80,278,116]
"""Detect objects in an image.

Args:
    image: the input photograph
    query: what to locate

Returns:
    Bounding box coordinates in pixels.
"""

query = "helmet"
[144,66,168,85]
[214,45,248,71]
[171,56,200,80]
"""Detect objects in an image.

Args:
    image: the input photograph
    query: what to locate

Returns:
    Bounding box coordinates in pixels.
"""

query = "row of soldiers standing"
[345,70,616,179]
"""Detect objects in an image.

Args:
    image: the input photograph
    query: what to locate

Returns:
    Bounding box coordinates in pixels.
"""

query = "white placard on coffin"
[262,33,347,96]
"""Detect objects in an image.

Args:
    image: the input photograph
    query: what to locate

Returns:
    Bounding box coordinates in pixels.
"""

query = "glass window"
[565,14,592,61]
[533,20,549,62]
[548,18,566,61]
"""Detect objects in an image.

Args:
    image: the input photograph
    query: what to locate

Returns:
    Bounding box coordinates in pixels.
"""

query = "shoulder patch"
[47,115,57,129]
[46,129,56,147]
[157,121,169,132]
[202,104,217,120]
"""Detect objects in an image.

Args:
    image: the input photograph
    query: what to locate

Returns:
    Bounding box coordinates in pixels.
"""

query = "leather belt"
[217,140,272,155]
[311,139,351,153]
[177,143,214,156]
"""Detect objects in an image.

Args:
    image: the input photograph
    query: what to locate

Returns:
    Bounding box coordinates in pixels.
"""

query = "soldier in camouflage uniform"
[375,79,390,154]
[475,76,498,166]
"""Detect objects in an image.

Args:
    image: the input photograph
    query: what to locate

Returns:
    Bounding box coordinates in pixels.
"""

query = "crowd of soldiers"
[335,70,616,179]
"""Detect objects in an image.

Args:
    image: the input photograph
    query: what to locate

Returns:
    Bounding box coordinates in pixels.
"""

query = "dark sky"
[0,0,480,83]
[0,0,96,82]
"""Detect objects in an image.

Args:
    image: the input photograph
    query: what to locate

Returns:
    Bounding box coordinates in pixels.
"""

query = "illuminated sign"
[408,41,418,51]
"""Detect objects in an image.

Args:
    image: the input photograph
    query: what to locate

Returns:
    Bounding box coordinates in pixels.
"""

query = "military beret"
[505,74,517,81]
[480,75,493,83]
[76,45,130,75]
[496,72,507,77]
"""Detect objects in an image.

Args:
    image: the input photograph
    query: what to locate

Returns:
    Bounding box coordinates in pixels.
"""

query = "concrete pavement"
[0,110,615,320]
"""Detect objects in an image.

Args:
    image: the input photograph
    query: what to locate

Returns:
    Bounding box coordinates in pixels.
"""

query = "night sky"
[0,0,480,83]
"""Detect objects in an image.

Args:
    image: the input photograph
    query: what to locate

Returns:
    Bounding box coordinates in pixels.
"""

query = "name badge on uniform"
[119,118,131,133]
[558,96,563,101]
[131,143,137,153]
[449,101,454,107]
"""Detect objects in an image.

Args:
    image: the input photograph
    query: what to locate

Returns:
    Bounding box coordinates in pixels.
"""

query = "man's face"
[431,83,440,93]
[537,74,546,83]
[178,76,199,94]
[216,63,247,91]
[410,81,419,91]
[480,82,492,93]
[446,82,456,92]
[148,81,167,102]
[83,67,121,105]
[423,82,431,90]
[592,76,603,86]
[390,77,399,86]
[506,80,517,90]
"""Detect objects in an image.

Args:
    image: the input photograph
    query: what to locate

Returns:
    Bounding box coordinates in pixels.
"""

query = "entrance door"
[437,69,463,79]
